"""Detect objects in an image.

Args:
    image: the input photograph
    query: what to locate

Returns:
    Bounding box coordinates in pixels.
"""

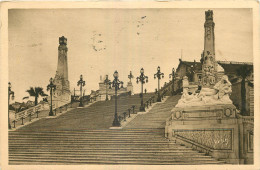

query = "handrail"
[118,94,158,125]
[174,135,213,156]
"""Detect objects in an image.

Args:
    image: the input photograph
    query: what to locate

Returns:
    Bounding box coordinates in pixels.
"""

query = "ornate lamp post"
[154,66,164,102]
[109,70,124,127]
[128,71,134,82]
[103,75,111,101]
[77,75,85,107]
[169,68,175,96]
[47,78,56,116]
[8,82,15,129]
[136,68,148,112]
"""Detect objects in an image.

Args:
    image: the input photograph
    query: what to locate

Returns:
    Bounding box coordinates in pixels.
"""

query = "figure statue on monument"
[176,75,232,107]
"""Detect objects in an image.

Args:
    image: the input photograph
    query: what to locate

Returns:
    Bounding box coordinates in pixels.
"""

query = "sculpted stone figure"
[176,75,232,107]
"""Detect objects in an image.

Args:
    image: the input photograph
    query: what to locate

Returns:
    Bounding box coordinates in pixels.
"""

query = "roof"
[176,59,202,73]
[176,59,253,75]
[217,61,253,75]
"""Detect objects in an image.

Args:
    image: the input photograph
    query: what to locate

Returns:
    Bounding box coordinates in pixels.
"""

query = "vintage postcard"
[0,1,259,170]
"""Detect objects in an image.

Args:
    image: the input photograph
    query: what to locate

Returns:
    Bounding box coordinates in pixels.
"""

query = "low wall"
[13,102,48,122]
[165,105,254,164]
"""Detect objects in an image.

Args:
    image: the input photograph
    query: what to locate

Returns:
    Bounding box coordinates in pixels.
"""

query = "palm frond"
[26,87,36,96]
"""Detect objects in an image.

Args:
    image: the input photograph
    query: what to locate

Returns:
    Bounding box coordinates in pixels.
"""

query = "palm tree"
[236,65,252,116]
[26,87,48,106]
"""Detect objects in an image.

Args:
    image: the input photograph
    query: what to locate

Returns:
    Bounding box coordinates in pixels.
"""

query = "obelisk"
[51,36,71,107]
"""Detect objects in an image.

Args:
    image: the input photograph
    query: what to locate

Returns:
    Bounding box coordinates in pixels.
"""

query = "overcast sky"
[8,8,253,103]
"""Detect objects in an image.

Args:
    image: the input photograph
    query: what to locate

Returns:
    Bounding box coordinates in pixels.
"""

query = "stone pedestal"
[51,90,71,108]
[166,104,242,164]
[127,82,134,95]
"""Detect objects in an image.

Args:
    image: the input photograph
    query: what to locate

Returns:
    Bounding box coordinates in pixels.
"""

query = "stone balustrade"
[14,103,46,122]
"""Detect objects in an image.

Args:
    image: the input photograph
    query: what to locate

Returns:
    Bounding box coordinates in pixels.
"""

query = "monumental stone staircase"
[17,93,154,131]
[9,95,225,165]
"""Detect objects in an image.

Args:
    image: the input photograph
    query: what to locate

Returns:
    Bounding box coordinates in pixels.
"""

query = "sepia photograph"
[0,1,259,170]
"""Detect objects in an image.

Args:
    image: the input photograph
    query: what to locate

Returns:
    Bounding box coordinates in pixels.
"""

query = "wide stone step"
[9,141,179,147]
[9,138,168,142]
[10,129,165,133]
[9,145,190,150]
[9,151,206,156]
[9,157,224,165]
[9,160,224,165]
[9,155,216,161]
[9,147,194,152]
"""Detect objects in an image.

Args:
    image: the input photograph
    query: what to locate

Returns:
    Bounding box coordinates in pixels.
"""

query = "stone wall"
[165,106,254,164]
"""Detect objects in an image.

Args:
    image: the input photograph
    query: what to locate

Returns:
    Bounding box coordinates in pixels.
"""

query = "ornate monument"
[127,71,134,95]
[49,36,71,108]
[166,10,241,164]
[201,10,218,88]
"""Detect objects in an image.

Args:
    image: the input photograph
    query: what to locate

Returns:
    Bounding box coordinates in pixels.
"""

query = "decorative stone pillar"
[201,10,218,88]
[49,36,71,108]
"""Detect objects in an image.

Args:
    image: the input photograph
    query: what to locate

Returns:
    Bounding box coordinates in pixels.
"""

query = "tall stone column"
[57,36,69,81]
[50,36,71,108]
[201,10,218,88]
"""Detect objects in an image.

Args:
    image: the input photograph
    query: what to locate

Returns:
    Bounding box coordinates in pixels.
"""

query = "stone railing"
[118,105,137,123]
[11,102,48,128]
[14,103,46,122]
[11,102,74,128]
[52,102,73,116]
[117,95,160,125]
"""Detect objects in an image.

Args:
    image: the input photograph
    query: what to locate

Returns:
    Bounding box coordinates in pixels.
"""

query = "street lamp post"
[109,70,124,127]
[154,66,164,102]
[77,75,85,107]
[136,68,148,112]
[103,75,111,101]
[8,82,15,129]
[169,68,175,96]
[47,78,56,116]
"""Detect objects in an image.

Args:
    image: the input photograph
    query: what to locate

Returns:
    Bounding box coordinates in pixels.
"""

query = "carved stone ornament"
[176,75,232,107]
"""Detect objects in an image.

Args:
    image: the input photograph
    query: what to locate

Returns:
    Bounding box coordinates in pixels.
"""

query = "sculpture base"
[127,82,134,95]
[166,104,242,164]
[139,105,145,112]
[48,91,71,108]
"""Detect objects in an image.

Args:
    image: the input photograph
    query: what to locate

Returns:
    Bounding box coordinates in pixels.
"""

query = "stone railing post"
[12,120,16,128]
[128,109,131,118]
[123,112,127,121]
[21,117,24,125]
[132,105,135,114]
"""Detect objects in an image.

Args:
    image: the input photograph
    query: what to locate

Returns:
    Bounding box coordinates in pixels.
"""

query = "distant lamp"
[114,70,119,78]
